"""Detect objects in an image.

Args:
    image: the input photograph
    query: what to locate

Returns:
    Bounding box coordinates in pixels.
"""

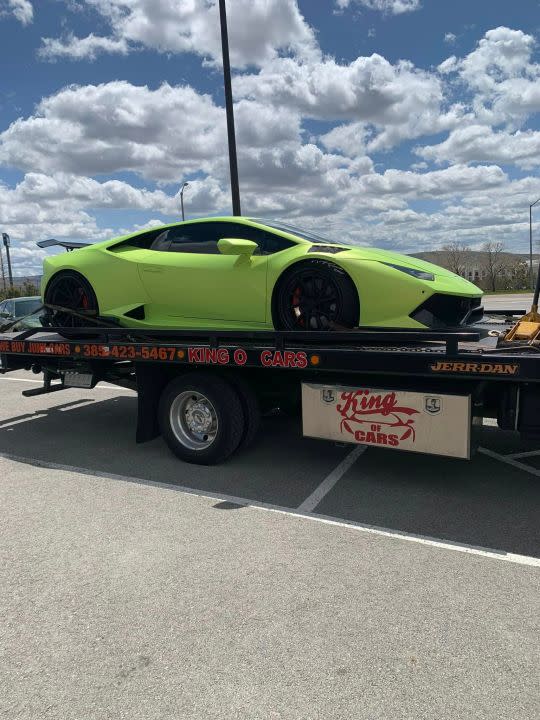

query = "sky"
[0,0,539,276]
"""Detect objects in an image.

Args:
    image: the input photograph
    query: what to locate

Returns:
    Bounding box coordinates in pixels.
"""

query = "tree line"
[440,241,532,292]
[0,282,40,301]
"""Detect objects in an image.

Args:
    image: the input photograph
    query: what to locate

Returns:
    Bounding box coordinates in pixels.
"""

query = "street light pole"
[529,199,540,291]
[2,233,13,288]
[180,182,189,221]
[219,0,241,216]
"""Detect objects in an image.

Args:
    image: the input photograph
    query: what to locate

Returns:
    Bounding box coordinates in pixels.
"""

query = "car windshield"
[254,219,348,246]
[14,298,42,318]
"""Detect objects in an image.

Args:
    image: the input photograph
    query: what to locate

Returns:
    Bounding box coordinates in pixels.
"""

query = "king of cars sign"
[301,384,471,459]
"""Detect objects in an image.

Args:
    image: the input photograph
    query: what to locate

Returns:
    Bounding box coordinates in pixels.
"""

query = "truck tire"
[158,373,245,465]
[229,375,261,449]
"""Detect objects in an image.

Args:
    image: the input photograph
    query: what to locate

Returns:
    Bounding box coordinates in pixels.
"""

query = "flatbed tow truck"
[1,308,540,465]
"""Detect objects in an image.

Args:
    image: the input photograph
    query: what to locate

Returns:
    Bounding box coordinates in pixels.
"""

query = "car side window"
[149,229,174,252]
[213,223,295,255]
[126,227,167,249]
[5,300,14,316]
[143,222,296,255]
[260,230,295,254]
[167,224,222,254]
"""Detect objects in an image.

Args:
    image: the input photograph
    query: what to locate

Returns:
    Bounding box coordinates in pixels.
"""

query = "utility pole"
[2,233,13,288]
[0,243,6,293]
[219,0,241,216]
[530,199,540,291]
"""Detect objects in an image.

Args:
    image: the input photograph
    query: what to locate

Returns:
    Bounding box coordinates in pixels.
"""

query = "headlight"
[382,262,435,281]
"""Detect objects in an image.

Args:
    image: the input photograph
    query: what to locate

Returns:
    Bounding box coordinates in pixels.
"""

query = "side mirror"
[218,238,257,257]
[0,311,10,319]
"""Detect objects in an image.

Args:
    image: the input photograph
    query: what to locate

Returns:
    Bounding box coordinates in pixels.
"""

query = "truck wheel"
[229,375,261,449]
[159,373,245,465]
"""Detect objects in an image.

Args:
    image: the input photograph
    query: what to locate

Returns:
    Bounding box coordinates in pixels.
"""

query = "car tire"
[274,260,359,331]
[44,271,99,328]
[158,372,245,465]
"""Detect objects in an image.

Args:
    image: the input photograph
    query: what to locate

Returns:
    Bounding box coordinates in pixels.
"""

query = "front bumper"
[410,294,483,328]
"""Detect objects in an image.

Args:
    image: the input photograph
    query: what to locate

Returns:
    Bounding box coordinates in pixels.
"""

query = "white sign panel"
[302,384,471,459]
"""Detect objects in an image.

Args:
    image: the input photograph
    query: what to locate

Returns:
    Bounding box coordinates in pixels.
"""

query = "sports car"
[40,217,483,331]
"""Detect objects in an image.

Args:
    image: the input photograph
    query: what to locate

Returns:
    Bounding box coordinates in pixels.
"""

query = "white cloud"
[458,27,537,93]
[438,27,540,126]
[0,80,361,217]
[335,0,421,14]
[0,82,227,181]
[2,0,33,24]
[236,54,464,151]
[320,122,368,156]
[417,125,540,169]
[235,55,437,122]
[359,164,507,199]
[444,32,457,45]
[39,33,129,60]
[40,0,320,67]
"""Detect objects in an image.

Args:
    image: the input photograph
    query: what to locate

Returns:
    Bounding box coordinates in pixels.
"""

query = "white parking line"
[297,445,366,512]
[0,450,538,569]
[479,447,540,478]
[0,414,47,429]
[507,449,540,460]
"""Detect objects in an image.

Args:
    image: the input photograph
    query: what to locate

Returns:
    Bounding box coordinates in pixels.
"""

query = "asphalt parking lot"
[1,364,539,720]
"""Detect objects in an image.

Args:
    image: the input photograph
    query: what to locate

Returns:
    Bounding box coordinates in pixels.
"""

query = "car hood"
[327,245,474,282]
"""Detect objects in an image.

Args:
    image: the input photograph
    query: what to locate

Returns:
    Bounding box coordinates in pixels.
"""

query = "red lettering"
[295,352,308,369]
[376,433,387,445]
[283,351,296,367]
[272,351,285,367]
[261,350,273,367]
[188,347,203,363]
[388,435,399,447]
[234,349,247,366]
[217,348,230,364]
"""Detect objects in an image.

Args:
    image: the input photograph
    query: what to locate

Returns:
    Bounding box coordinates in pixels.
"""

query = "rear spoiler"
[37,239,91,252]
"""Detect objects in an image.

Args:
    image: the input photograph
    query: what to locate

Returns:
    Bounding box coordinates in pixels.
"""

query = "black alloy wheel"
[275,261,359,331]
[45,272,99,328]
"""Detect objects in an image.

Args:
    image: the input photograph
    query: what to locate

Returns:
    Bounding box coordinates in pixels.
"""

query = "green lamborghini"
[40,217,483,331]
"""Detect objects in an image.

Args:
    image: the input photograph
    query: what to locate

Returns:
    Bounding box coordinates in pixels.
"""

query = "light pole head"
[2,232,9,247]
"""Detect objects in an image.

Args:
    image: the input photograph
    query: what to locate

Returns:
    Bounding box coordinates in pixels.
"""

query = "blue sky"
[0,0,539,274]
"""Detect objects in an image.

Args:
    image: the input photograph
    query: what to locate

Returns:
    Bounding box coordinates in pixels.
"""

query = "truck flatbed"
[1,324,539,464]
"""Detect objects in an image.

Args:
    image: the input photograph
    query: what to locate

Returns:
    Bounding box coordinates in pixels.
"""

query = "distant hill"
[411,250,540,265]
[11,276,42,289]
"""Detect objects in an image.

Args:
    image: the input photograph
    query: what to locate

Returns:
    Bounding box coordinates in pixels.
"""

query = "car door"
[0,300,14,330]
[138,222,270,323]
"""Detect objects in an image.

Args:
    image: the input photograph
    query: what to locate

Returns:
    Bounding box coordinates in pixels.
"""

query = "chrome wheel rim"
[170,391,219,451]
